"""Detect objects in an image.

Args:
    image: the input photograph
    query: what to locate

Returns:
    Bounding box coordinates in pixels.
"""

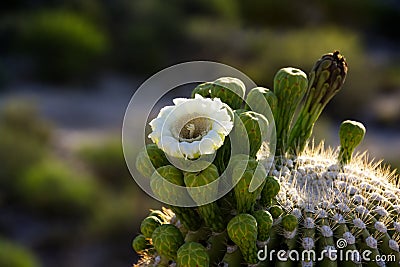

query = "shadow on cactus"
[132,51,400,267]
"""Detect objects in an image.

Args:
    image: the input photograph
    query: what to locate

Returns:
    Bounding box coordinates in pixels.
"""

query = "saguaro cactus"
[133,52,400,267]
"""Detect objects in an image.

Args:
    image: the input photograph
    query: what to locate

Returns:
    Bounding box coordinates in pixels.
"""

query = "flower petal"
[159,136,181,158]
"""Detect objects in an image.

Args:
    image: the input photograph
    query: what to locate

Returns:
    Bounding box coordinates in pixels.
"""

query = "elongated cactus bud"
[184,164,225,232]
[177,242,210,267]
[227,213,259,264]
[209,77,246,110]
[136,144,170,178]
[132,234,151,254]
[152,224,184,261]
[232,159,267,213]
[232,111,269,158]
[191,82,212,98]
[289,51,348,154]
[150,166,202,231]
[260,176,280,207]
[252,210,273,241]
[338,120,366,165]
[140,215,162,238]
[245,87,277,119]
[273,67,308,155]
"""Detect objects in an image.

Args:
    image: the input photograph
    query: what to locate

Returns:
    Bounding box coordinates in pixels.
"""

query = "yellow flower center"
[177,117,211,142]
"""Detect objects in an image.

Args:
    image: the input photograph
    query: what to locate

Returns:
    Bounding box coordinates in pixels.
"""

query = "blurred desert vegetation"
[0,0,399,266]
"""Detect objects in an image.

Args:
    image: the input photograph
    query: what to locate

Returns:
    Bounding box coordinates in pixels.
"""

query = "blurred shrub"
[187,22,376,118]
[0,238,41,267]
[87,188,160,241]
[0,100,51,195]
[78,139,131,190]
[18,160,99,217]
[106,0,186,74]
[87,191,136,240]
[16,10,108,82]
[0,99,51,143]
[235,0,400,42]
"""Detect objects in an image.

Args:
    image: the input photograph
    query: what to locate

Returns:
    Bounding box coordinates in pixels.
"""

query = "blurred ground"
[0,1,399,266]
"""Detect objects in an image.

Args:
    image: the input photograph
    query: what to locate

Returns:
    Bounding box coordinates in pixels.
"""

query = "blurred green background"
[0,1,399,266]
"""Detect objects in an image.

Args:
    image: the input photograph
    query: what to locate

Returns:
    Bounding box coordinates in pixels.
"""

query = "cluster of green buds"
[132,51,400,267]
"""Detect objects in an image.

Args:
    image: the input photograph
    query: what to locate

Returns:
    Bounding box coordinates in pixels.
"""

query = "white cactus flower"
[148,94,233,159]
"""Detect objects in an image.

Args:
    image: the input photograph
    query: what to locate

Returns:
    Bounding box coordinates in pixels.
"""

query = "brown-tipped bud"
[288,51,348,154]
[308,50,348,107]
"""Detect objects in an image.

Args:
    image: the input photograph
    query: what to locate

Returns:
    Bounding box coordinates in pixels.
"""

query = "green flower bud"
[227,213,259,264]
[273,67,308,155]
[269,205,283,219]
[232,111,269,158]
[191,82,212,98]
[339,120,366,165]
[209,77,246,110]
[150,165,186,204]
[232,158,267,213]
[140,215,163,238]
[281,214,298,232]
[252,210,273,241]
[152,224,184,261]
[184,164,225,232]
[132,234,151,254]
[136,144,170,178]
[150,166,202,231]
[245,87,277,120]
[260,176,281,207]
[177,242,210,267]
[289,51,348,154]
